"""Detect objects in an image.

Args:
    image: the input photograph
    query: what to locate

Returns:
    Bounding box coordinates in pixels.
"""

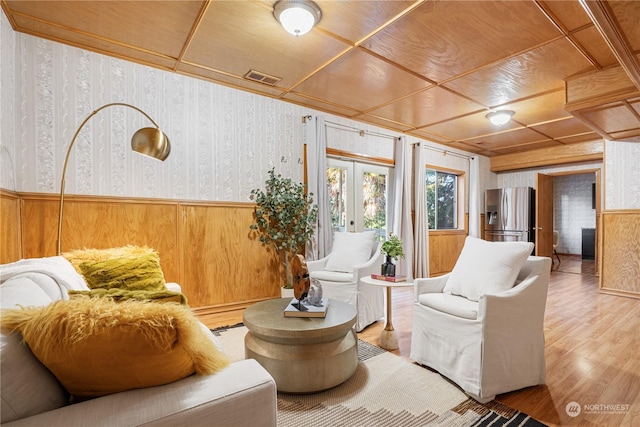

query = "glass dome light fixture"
[486,110,515,126]
[273,0,322,36]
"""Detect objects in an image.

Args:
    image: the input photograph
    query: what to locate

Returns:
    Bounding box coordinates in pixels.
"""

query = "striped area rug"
[212,324,546,427]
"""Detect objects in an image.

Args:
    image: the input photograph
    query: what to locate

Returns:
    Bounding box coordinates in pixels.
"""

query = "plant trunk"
[283,252,294,289]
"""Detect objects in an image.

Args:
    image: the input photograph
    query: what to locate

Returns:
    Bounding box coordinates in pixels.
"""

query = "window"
[426,168,461,230]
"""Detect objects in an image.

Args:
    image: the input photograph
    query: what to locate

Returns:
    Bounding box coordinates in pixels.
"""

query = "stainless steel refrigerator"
[484,187,535,243]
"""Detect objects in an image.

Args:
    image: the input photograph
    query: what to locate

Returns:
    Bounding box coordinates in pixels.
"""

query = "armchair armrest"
[413,273,450,301]
[479,272,549,326]
[353,246,384,280]
[6,359,276,427]
[306,255,330,272]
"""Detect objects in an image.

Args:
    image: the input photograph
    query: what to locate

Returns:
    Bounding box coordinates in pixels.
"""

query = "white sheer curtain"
[306,116,332,260]
[389,136,414,280]
[469,156,481,238]
[413,143,430,278]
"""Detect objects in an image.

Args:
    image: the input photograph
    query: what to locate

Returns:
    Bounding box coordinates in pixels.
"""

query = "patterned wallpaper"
[1,10,488,204]
[0,10,16,191]
[605,139,640,210]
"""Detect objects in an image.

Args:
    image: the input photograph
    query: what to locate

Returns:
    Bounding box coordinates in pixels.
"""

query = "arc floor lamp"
[57,102,171,255]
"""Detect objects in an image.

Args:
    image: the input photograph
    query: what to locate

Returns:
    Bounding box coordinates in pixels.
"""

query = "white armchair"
[410,236,551,403]
[307,231,384,332]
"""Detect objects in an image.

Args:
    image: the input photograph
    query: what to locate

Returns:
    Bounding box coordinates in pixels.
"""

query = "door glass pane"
[362,171,387,240]
[327,167,347,232]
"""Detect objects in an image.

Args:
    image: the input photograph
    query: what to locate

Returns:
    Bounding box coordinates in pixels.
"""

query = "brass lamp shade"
[57,102,171,255]
[131,127,171,161]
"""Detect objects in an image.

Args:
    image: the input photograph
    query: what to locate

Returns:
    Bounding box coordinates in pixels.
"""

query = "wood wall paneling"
[12,192,280,311]
[428,232,466,276]
[0,190,22,263]
[179,203,279,308]
[600,210,640,298]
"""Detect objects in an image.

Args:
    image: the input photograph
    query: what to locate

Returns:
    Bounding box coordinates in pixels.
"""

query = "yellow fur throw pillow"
[78,253,166,292]
[0,297,229,397]
[62,245,156,275]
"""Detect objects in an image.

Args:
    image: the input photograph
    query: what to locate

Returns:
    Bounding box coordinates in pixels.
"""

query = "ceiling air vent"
[244,69,281,86]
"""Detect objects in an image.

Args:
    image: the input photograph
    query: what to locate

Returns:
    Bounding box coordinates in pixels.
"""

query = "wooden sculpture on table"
[291,254,310,310]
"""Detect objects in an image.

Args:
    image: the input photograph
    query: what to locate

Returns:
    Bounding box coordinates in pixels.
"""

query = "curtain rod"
[411,141,475,160]
[324,120,397,141]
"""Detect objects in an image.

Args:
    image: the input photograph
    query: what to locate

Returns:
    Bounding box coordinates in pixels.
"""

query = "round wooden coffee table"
[243,298,357,393]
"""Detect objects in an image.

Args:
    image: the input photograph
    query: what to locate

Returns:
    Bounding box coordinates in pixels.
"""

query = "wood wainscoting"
[3,191,281,314]
[2,190,472,312]
[600,210,640,298]
[1,190,22,264]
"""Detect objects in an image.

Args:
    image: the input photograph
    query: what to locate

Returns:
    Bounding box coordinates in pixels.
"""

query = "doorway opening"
[552,171,597,275]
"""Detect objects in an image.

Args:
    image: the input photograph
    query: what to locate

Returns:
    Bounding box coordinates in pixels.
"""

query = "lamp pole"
[57,102,170,255]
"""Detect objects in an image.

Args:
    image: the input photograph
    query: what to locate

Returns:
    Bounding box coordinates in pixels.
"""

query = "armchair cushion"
[418,293,479,320]
[325,231,375,273]
[0,296,230,398]
[443,237,533,302]
[309,270,354,283]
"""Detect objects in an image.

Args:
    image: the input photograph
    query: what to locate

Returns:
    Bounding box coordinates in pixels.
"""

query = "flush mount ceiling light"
[486,110,515,126]
[273,0,322,36]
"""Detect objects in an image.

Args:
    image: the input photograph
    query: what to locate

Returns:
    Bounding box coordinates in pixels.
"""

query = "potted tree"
[380,233,405,277]
[249,168,318,295]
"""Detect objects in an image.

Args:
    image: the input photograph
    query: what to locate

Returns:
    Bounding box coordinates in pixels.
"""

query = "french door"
[326,158,391,240]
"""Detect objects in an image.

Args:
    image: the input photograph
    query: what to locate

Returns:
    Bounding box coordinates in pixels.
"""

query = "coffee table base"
[245,330,358,394]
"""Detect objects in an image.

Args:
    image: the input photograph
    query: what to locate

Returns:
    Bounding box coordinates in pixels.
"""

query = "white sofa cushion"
[325,231,375,273]
[418,293,479,320]
[443,236,534,302]
[309,270,354,283]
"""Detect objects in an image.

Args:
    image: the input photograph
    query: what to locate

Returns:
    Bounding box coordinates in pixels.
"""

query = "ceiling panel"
[314,0,418,43]
[361,1,562,83]
[293,47,430,112]
[8,0,201,58]
[443,38,596,107]
[539,0,592,31]
[422,110,521,141]
[2,0,639,157]
[529,117,595,139]
[183,2,351,89]
[582,103,640,134]
[367,86,485,128]
[496,90,571,126]
[466,127,551,149]
[571,26,620,68]
[609,0,640,52]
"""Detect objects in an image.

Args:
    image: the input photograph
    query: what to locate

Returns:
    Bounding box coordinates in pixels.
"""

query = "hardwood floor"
[199,256,639,427]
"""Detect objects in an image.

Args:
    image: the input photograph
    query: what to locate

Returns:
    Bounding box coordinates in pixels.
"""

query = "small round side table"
[361,276,413,350]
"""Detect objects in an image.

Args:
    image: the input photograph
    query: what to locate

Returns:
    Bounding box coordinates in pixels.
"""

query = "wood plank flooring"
[199,255,639,427]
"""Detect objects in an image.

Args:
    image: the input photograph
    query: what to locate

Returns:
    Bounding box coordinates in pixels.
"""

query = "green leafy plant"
[381,233,405,261]
[249,168,318,289]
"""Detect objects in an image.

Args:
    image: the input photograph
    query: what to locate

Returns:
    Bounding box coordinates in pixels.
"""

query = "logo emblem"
[566,401,581,417]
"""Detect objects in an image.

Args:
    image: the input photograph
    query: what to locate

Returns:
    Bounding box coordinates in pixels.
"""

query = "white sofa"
[0,256,277,427]
[410,237,551,403]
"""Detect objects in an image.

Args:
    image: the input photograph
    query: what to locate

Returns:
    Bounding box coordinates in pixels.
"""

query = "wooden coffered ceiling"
[2,0,640,157]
